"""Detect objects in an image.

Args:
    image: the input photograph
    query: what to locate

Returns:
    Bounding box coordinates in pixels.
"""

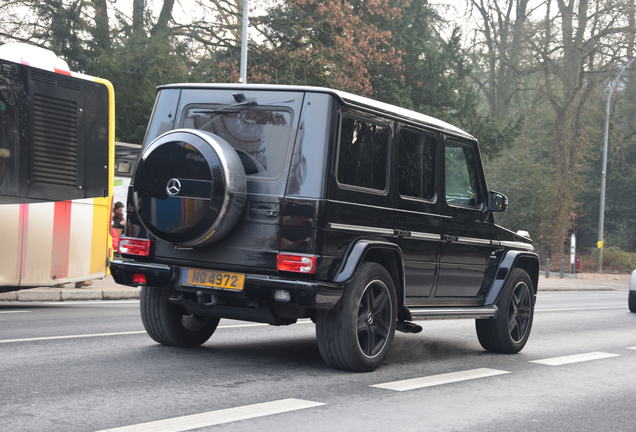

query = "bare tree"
[533,0,634,256]
[468,0,534,121]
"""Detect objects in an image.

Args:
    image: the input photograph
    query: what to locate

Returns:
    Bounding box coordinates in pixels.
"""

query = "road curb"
[0,291,18,301]
[103,288,141,300]
[17,290,62,302]
[1,289,140,302]
[61,290,104,301]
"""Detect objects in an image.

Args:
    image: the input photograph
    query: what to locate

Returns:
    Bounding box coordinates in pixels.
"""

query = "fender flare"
[332,240,406,305]
[484,250,540,306]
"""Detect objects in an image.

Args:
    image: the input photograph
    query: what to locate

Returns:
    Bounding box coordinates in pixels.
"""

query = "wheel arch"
[484,250,540,305]
[333,240,405,306]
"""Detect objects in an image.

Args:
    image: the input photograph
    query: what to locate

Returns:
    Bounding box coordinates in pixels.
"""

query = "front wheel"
[629,291,636,313]
[476,268,534,353]
[315,262,397,372]
[140,286,219,347]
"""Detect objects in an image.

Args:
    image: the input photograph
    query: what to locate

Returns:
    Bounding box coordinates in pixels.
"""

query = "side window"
[0,62,22,197]
[445,140,481,208]
[337,115,389,191]
[398,128,436,200]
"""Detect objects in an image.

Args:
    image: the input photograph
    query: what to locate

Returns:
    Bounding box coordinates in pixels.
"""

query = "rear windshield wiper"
[193,100,258,130]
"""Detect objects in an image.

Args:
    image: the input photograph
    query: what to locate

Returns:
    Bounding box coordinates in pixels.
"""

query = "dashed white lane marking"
[627,347,636,350]
[94,398,325,432]
[535,306,625,312]
[0,321,312,344]
[370,368,510,392]
[0,310,31,314]
[530,351,620,366]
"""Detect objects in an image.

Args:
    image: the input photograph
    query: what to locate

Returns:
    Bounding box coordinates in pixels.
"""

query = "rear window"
[182,106,292,178]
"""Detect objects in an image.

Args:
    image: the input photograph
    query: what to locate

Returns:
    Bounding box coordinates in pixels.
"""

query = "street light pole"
[597,58,635,273]
[239,0,249,83]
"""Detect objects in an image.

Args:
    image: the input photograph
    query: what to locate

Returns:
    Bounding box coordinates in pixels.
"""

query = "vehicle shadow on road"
[136,331,501,374]
[137,335,329,372]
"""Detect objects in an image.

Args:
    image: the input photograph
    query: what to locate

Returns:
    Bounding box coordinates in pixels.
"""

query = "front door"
[436,138,496,299]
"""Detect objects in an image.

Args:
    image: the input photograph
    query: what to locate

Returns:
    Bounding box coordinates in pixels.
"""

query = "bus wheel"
[140,286,219,347]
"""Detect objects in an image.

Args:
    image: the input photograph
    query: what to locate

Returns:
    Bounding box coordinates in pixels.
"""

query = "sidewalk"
[0,276,139,301]
[539,274,628,291]
[1,271,629,302]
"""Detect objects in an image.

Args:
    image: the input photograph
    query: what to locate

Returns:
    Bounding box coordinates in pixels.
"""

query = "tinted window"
[398,128,436,200]
[182,107,292,178]
[337,116,389,191]
[0,62,23,196]
[445,140,481,208]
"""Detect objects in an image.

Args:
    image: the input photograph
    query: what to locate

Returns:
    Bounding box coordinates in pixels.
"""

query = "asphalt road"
[0,290,634,432]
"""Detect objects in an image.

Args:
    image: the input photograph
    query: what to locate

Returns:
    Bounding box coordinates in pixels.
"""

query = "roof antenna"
[233,93,246,103]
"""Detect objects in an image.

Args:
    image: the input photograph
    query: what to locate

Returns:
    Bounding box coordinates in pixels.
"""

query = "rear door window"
[337,115,389,192]
[182,107,292,179]
[398,128,436,201]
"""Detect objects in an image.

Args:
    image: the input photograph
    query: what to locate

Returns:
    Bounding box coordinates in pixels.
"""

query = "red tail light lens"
[118,237,152,256]
[276,254,317,274]
[131,273,147,285]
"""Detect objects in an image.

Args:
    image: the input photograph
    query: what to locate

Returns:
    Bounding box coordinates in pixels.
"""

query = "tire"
[629,291,636,313]
[140,286,219,347]
[133,128,246,248]
[315,262,397,372]
[476,268,534,354]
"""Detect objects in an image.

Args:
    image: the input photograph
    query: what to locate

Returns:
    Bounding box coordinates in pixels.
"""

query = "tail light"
[276,254,317,274]
[131,273,148,285]
[118,237,152,256]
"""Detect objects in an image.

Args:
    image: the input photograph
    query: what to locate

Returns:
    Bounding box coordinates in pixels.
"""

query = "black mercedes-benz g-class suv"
[111,84,539,372]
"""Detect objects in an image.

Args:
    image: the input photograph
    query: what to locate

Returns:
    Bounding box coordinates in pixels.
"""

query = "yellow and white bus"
[0,43,115,291]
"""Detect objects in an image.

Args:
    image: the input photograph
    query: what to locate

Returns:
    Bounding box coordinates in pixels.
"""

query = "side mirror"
[488,190,508,212]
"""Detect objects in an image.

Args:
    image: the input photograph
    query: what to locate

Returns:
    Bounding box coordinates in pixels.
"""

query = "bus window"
[0,61,23,199]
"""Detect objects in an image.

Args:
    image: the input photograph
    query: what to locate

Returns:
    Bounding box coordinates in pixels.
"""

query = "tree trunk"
[93,0,110,49]
[133,0,145,35]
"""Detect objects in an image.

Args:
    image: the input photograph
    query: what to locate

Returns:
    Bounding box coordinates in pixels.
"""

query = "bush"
[578,248,636,273]
[601,249,636,273]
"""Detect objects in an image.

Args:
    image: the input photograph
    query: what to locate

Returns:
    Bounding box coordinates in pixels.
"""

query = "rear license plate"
[185,268,245,291]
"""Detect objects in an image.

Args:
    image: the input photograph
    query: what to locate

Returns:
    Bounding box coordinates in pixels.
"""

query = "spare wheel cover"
[132,128,246,247]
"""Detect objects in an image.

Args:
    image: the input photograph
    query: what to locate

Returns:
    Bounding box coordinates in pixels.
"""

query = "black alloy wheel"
[357,280,393,358]
[508,281,532,343]
[476,268,535,354]
[316,262,397,372]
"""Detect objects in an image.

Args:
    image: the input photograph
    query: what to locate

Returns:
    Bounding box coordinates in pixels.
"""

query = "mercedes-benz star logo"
[166,178,182,197]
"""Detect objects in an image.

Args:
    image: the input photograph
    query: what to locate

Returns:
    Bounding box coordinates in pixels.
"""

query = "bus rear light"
[131,273,147,285]
[118,237,152,256]
[276,254,317,274]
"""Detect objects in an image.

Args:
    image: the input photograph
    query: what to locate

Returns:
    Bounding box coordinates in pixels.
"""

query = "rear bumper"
[110,259,344,314]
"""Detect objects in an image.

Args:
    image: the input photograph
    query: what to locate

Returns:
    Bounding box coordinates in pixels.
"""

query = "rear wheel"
[629,291,636,313]
[476,268,534,353]
[316,262,397,372]
[140,286,219,347]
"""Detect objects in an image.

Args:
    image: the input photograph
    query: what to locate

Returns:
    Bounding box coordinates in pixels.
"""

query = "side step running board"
[406,305,498,321]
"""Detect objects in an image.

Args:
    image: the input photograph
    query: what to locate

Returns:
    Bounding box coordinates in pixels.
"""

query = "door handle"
[394,228,411,238]
[443,234,458,242]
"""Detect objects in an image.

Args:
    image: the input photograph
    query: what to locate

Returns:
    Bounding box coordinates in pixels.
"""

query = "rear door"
[435,137,496,299]
[147,89,305,273]
[393,125,442,299]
